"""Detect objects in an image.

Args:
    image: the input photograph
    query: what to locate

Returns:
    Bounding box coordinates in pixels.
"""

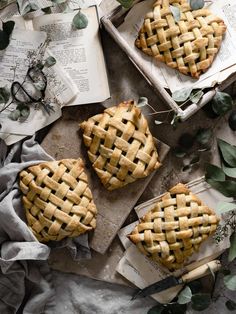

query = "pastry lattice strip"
[19,159,97,242]
[80,100,161,190]
[128,183,219,270]
[136,0,227,78]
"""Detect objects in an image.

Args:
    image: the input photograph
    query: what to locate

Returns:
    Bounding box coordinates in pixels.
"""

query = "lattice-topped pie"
[128,183,220,271]
[80,100,161,190]
[135,0,227,78]
[19,159,97,242]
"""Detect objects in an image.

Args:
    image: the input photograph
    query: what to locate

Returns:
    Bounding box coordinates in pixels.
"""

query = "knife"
[131,260,221,300]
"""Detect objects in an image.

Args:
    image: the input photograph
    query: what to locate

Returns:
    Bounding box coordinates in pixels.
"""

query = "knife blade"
[131,260,221,300]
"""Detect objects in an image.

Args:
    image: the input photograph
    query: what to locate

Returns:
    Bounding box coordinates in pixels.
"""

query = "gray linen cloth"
[0,137,155,314]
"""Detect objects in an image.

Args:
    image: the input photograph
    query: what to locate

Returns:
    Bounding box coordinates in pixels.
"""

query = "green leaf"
[188,281,202,294]
[196,128,212,145]
[3,21,15,36]
[228,232,236,262]
[17,0,32,15]
[19,106,30,119]
[206,179,236,198]
[137,97,148,108]
[212,92,233,116]
[178,286,192,304]
[218,139,236,167]
[224,275,236,291]
[216,201,236,215]
[72,11,89,30]
[167,303,187,314]
[0,30,10,50]
[222,164,236,178]
[228,110,236,131]
[8,109,21,121]
[147,304,165,314]
[190,155,200,165]
[41,7,52,14]
[170,5,181,22]
[154,120,164,125]
[190,0,205,10]
[172,87,192,102]
[173,147,186,158]
[226,300,236,311]
[44,56,56,67]
[0,87,10,104]
[191,293,211,311]
[205,163,225,182]
[116,0,134,8]
[190,89,204,104]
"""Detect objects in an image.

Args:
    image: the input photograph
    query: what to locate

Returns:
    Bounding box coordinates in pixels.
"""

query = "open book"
[23,6,110,105]
[0,6,110,145]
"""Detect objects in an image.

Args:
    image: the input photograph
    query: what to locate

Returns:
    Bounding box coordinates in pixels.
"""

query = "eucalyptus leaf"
[190,0,205,10]
[191,293,211,311]
[116,0,134,8]
[218,138,236,167]
[30,3,40,11]
[44,56,56,67]
[147,304,165,314]
[172,87,192,102]
[154,120,164,125]
[170,5,181,22]
[3,21,15,36]
[34,81,46,91]
[216,202,236,215]
[212,92,233,116]
[171,114,181,129]
[72,10,88,29]
[0,30,10,50]
[20,107,30,119]
[228,232,236,262]
[177,286,192,304]
[42,7,52,14]
[137,96,148,108]
[206,179,236,198]
[166,303,187,314]
[196,128,212,145]
[190,89,204,104]
[173,147,186,158]
[226,300,236,311]
[224,275,236,291]
[8,109,21,121]
[228,110,236,131]
[17,0,32,15]
[190,155,200,165]
[205,163,225,182]
[222,164,236,178]
[0,87,10,104]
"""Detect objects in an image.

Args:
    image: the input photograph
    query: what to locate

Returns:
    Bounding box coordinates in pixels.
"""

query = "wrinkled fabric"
[0,137,90,313]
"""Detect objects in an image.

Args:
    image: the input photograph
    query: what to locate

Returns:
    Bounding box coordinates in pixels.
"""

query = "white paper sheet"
[117,178,230,303]
[118,0,236,93]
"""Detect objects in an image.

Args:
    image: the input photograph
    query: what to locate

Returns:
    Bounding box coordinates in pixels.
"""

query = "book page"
[32,7,110,105]
[0,28,77,145]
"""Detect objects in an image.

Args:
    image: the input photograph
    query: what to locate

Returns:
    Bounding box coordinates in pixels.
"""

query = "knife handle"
[181,260,221,283]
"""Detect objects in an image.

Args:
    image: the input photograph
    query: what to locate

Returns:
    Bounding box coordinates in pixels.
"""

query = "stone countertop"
[43,1,236,312]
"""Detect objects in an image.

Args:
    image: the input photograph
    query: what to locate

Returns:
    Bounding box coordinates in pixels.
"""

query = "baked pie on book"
[19,159,97,242]
[128,183,219,271]
[80,100,161,190]
[135,0,227,78]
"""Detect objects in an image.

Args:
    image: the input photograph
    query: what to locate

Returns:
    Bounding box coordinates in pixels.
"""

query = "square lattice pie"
[19,159,97,242]
[128,183,219,271]
[80,100,161,190]
[135,0,227,78]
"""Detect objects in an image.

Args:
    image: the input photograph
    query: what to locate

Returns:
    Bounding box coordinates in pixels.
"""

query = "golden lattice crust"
[19,159,97,242]
[80,100,161,190]
[128,183,220,271]
[135,0,227,78]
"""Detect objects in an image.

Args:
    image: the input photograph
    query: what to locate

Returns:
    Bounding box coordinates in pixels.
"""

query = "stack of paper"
[118,0,236,93]
[116,177,230,303]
